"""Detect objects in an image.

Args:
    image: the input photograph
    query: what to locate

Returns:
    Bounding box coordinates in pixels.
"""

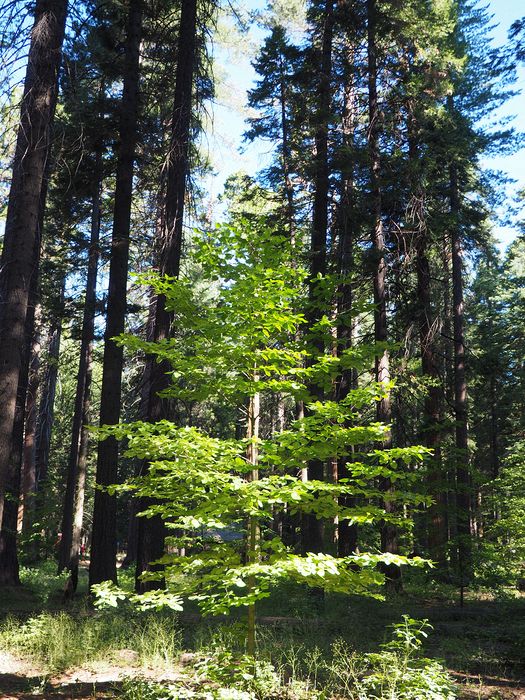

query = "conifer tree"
[0,0,68,585]
[90,0,144,588]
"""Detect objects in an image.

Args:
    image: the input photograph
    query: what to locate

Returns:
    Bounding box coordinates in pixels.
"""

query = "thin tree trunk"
[489,367,499,480]
[278,52,295,242]
[441,232,454,552]
[59,166,101,587]
[31,244,64,566]
[0,0,68,528]
[121,292,156,569]
[246,385,260,656]
[35,304,63,492]
[69,346,94,591]
[18,311,42,533]
[368,0,390,434]
[89,0,143,588]
[136,0,198,593]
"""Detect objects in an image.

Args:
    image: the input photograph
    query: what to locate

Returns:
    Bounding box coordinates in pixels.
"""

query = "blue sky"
[482,0,525,248]
[204,0,525,251]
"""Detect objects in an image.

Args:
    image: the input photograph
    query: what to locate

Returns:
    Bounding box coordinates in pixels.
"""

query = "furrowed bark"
[407,110,446,566]
[367,0,400,588]
[136,0,198,592]
[448,120,472,590]
[336,48,358,557]
[0,0,68,529]
[302,0,334,557]
[0,267,40,585]
[89,0,143,588]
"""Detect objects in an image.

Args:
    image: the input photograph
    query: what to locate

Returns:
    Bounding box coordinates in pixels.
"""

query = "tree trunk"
[406,110,447,567]
[417,242,447,565]
[136,0,198,593]
[18,311,42,534]
[449,128,472,587]
[302,0,334,557]
[35,305,63,493]
[89,0,143,588]
[367,0,400,588]
[69,347,94,591]
[59,165,101,588]
[278,52,295,242]
[0,100,55,584]
[0,274,40,585]
[0,0,68,527]
[121,292,156,569]
[441,232,454,552]
[246,386,260,656]
[336,48,358,557]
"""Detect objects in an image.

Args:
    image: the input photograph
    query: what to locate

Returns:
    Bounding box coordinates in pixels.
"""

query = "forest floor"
[0,564,523,699]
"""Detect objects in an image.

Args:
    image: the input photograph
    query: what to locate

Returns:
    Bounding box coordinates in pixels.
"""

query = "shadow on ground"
[0,672,116,699]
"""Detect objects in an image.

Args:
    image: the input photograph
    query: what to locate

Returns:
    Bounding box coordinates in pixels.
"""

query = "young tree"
[93,222,428,651]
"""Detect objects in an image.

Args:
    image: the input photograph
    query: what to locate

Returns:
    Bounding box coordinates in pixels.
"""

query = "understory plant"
[349,616,456,699]
[93,222,429,650]
[117,617,456,700]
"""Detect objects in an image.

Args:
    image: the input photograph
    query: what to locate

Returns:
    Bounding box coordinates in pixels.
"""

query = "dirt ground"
[1,649,524,699]
[0,650,189,699]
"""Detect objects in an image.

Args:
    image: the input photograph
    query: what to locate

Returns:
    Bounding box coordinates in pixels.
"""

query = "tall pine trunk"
[336,50,358,557]
[407,112,447,566]
[89,0,143,588]
[302,0,334,557]
[135,0,198,593]
[0,119,54,584]
[0,0,68,530]
[449,147,472,591]
[0,271,40,585]
[59,167,101,588]
[367,0,400,588]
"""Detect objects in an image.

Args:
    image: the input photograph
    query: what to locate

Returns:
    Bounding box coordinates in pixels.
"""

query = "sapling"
[92,221,429,651]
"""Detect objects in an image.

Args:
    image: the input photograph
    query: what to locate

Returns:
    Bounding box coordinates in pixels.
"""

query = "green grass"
[0,607,181,674]
[1,563,523,698]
